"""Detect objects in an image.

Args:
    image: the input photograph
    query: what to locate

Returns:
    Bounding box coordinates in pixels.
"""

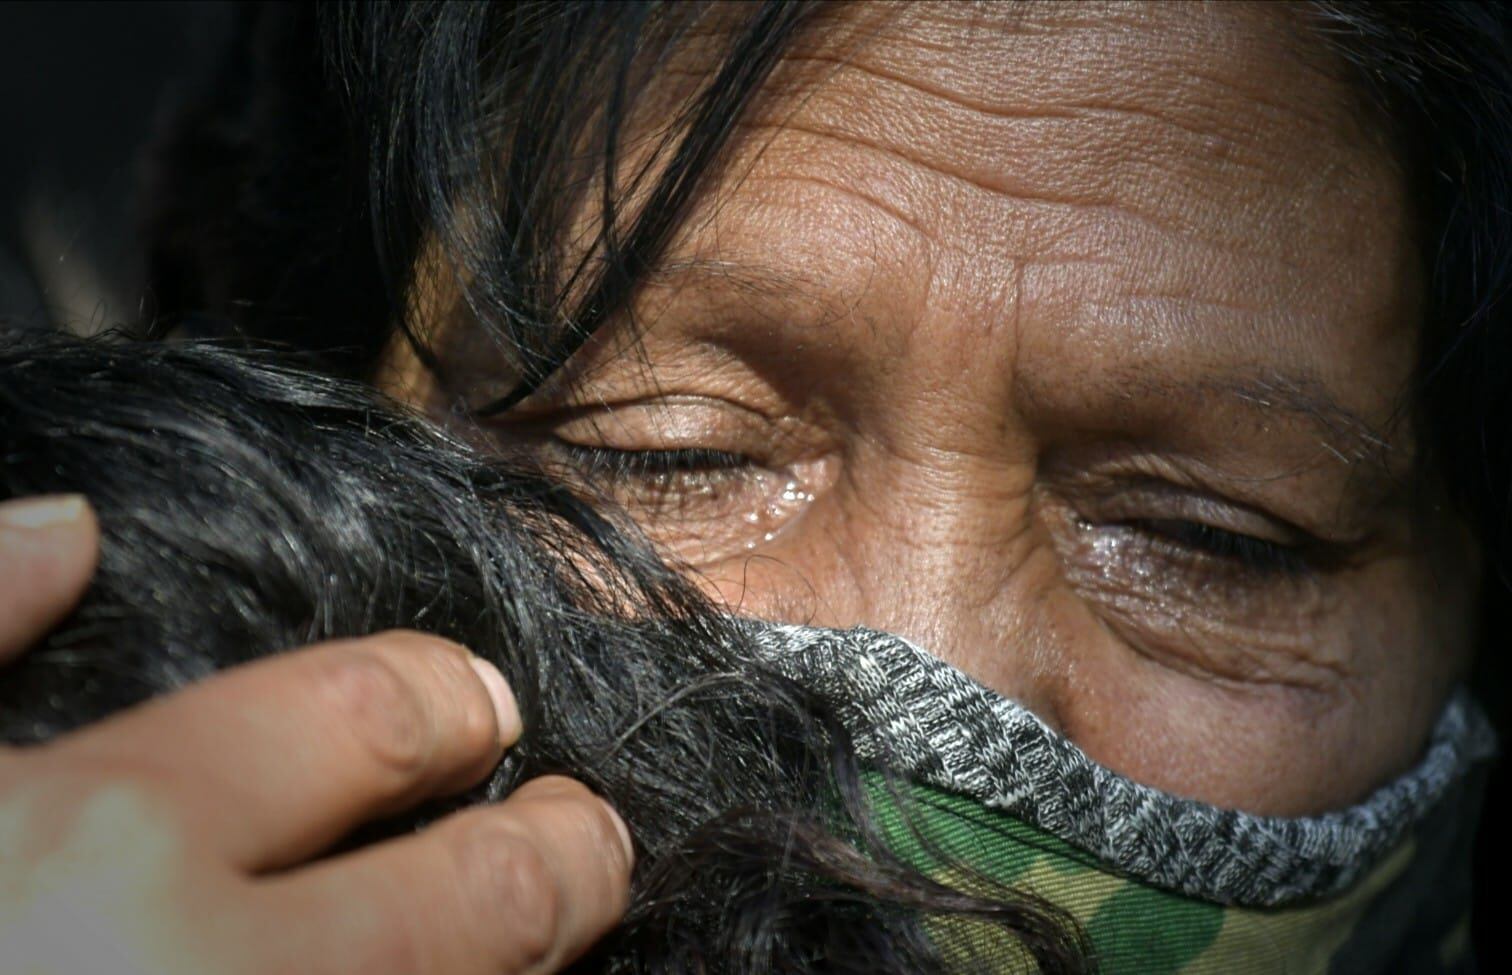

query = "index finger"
[57,630,523,870]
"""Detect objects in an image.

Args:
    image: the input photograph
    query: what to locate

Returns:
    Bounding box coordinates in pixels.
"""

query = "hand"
[0,494,634,974]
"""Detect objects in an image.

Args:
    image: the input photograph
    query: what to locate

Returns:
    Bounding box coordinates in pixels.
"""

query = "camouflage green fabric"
[749,625,1495,910]
[746,623,1490,971]
[867,775,1481,974]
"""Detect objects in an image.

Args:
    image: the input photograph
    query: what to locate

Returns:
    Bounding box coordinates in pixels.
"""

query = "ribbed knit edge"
[743,622,1498,907]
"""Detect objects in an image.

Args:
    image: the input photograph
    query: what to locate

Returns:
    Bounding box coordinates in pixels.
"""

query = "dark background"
[2,1,1506,968]
[0,1,231,329]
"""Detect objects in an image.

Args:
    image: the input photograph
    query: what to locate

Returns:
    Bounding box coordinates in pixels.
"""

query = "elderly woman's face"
[394,2,1477,816]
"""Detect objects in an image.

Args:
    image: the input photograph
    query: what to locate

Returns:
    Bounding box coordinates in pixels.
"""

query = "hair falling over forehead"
[0,328,1091,974]
[321,0,826,412]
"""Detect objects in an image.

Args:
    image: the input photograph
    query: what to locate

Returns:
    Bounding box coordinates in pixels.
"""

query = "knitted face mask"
[747,625,1496,974]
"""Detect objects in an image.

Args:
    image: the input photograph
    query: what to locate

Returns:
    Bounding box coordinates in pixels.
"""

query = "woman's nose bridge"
[828,457,1070,724]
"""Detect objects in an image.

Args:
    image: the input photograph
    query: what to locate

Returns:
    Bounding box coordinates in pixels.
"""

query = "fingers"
[58,631,522,870]
[0,495,99,664]
[262,776,635,975]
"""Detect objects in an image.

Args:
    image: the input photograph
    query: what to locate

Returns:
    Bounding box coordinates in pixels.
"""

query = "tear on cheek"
[1053,520,1356,691]
[634,457,834,565]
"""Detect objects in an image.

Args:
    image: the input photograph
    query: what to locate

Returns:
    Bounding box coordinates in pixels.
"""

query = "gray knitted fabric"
[741,622,1497,908]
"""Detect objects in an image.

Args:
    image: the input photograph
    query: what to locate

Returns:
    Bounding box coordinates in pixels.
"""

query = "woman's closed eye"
[1039,466,1362,687]
[478,397,836,557]
[553,443,754,484]
[1040,449,1348,585]
[1113,517,1312,577]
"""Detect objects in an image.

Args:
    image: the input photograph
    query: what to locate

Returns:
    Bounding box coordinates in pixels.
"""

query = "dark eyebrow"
[1210,373,1401,469]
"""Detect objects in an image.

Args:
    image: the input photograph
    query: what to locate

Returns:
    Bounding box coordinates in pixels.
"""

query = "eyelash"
[553,443,752,482]
[1122,518,1310,576]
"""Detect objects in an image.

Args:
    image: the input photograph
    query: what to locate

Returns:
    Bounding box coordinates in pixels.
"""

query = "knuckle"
[452,816,562,970]
[315,649,433,783]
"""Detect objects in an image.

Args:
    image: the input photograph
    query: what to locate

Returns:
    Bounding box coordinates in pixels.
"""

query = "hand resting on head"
[0,328,1088,975]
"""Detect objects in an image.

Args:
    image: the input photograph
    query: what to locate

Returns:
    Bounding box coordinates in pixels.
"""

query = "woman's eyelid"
[1056,493,1320,586]
[544,396,829,464]
[1116,492,1308,547]
[1050,472,1316,551]
[550,410,752,457]
[1041,446,1343,544]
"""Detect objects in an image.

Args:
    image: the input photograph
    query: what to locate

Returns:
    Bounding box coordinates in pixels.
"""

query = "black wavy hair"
[0,327,1090,973]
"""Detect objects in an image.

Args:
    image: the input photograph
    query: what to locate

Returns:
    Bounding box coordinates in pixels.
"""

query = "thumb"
[0,495,99,664]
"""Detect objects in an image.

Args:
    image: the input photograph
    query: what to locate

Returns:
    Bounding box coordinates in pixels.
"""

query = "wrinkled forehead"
[617,0,1420,433]
[699,0,1408,279]
[746,0,1390,216]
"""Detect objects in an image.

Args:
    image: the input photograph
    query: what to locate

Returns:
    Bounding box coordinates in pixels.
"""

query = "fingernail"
[600,797,635,862]
[468,656,523,747]
[0,494,88,530]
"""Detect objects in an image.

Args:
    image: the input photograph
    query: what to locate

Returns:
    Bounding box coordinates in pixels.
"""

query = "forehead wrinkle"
[745,114,1347,325]
[725,139,1384,374]
[645,1,1405,321]
[827,0,1347,133]
[743,89,1359,280]
[782,49,1298,157]
[749,117,1114,212]
[757,172,938,253]
[749,4,1382,251]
